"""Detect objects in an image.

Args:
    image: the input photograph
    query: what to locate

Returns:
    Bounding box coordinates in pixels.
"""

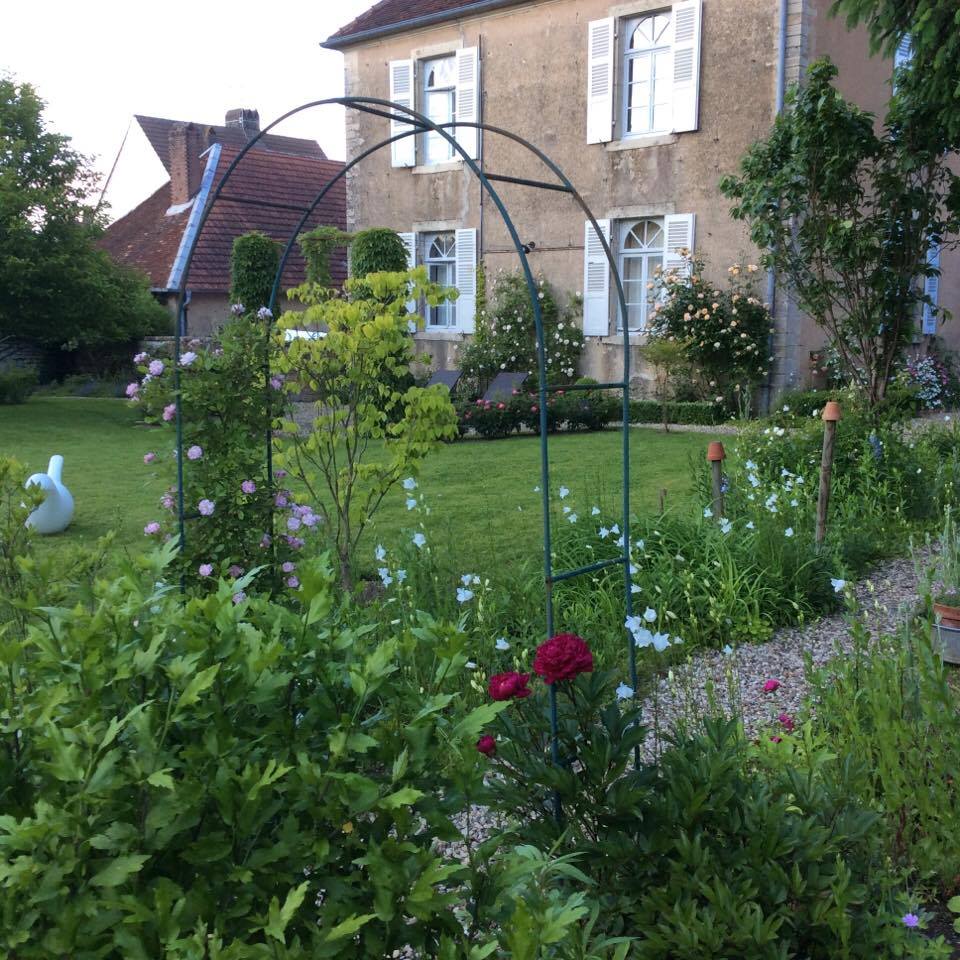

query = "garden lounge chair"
[427,369,463,392]
[482,371,528,402]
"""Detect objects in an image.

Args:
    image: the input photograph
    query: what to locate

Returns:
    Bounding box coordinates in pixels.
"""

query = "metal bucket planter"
[933,603,960,665]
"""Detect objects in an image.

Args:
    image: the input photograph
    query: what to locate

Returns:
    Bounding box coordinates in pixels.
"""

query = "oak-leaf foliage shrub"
[0,549,509,958]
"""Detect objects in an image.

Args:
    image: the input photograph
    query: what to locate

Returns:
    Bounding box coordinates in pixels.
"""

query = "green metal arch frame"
[173,96,638,776]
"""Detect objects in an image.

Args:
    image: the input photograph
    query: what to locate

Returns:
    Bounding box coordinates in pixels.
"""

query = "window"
[587,1,702,145]
[389,50,480,167]
[423,232,457,328]
[622,14,672,137]
[582,214,695,336]
[422,57,457,164]
[618,218,664,331]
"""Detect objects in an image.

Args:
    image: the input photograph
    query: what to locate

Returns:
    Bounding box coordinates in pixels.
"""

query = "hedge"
[628,399,722,425]
[0,367,38,404]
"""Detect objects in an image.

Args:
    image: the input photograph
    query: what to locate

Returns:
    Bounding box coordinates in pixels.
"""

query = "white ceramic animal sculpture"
[25,455,75,534]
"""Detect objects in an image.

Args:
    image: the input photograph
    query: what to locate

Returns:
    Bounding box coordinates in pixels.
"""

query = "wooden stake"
[659,487,667,514]
[816,402,842,544]
[706,441,726,518]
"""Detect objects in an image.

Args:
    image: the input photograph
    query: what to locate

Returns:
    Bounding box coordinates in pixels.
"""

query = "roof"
[136,114,327,169]
[101,147,347,295]
[324,0,533,48]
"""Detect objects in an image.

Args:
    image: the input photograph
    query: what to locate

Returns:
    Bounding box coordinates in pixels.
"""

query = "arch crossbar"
[173,96,640,778]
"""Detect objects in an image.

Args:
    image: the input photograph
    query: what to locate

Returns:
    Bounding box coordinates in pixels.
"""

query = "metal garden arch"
[173,96,638,765]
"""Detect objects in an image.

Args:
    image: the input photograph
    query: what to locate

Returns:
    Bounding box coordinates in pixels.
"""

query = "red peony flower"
[488,671,532,701]
[762,679,781,693]
[533,633,594,684]
[777,712,795,732]
[477,734,496,756]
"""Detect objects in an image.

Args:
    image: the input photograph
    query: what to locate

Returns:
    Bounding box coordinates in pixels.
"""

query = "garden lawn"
[1,397,710,570]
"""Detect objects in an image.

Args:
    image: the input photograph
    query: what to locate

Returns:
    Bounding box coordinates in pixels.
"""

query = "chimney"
[168,122,210,205]
[224,107,260,137]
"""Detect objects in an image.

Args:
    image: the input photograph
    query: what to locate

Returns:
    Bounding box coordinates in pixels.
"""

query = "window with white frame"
[423,232,457,327]
[582,214,695,336]
[397,228,478,333]
[587,1,702,145]
[618,218,664,331]
[388,50,480,167]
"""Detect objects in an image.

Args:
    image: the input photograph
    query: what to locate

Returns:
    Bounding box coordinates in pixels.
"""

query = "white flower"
[403,477,418,491]
[179,351,198,367]
[746,521,755,530]
[630,563,639,575]
[534,485,540,492]
[784,527,794,538]
[625,614,642,635]
[591,506,601,516]
[406,498,417,510]
[375,544,387,561]
[456,587,474,603]
[396,569,407,582]
[495,637,511,651]
[412,532,426,549]
[616,535,625,548]
[635,539,645,551]
[466,661,477,669]
[558,485,570,499]
[611,523,620,535]
[568,513,578,523]
[795,476,804,484]
[599,526,610,539]
[745,460,757,470]
[722,644,734,656]
[616,683,634,700]
[720,518,733,534]
[703,507,713,518]
[631,584,641,594]
[378,567,393,587]
[633,627,654,648]
[831,577,846,593]
[651,632,671,652]
[782,405,790,412]
[563,505,571,514]
[643,607,657,623]
[749,474,760,488]
[790,499,798,507]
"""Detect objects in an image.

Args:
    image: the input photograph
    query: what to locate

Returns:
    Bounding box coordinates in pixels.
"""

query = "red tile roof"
[136,114,327,169]
[101,147,347,295]
[324,0,532,47]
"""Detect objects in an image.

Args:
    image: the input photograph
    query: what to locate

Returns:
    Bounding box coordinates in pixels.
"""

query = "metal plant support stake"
[172,97,639,802]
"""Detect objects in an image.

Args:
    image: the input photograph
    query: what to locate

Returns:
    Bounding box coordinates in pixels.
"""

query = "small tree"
[720,59,960,408]
[640,339,687,432]
[274,270,458,590]
[298,225,353,287]
[350,228,410,278]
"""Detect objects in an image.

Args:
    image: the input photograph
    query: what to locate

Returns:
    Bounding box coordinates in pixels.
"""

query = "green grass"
[1,397,711,570]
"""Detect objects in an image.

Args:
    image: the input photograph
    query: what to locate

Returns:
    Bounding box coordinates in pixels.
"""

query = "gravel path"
[640,549,930,754]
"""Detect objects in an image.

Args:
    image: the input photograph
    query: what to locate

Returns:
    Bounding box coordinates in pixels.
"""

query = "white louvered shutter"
[455,47,480,159]
[389,59,416,167]
[455,228,477,333]
[583,219,611,335]
[894,34,913,70]
[587,19,615,144]
[671,0,702,133]
[399,231,418,326]
[922,243,940,335]
[663,213,695,275]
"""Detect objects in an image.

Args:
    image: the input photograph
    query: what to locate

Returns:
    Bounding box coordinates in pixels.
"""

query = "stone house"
[101,109,347,337]
[323,0,958,397]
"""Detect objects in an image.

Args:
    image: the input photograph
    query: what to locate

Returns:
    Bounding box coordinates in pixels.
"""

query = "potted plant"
[928,508,960,664]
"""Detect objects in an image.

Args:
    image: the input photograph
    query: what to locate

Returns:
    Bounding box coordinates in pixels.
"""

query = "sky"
[0,0,374,220]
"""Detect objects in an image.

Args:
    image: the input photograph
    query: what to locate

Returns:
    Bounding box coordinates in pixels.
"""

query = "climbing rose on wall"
[533,633,594,684]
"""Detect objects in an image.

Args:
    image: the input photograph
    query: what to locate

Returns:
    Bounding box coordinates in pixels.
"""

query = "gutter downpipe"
[762,0,789,414]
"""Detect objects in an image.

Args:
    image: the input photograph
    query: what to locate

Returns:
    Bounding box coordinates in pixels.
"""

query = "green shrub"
[457,388,619,439]
[0,365,37,403]
[350,228,409,278]
[483,664,938,958]
[298,225,353,287]
[230,231,281,312]
[0,550,505,958]
[629,399,721,425]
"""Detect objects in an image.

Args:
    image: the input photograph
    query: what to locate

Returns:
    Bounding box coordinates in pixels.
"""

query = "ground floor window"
[423,232,457,328]
[618,217,664,332]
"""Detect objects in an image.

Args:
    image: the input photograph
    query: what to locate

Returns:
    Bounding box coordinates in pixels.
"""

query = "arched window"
[422,56,457,164]
[622,11,672,136]
[618,218,664,331]
[423,232,456,327]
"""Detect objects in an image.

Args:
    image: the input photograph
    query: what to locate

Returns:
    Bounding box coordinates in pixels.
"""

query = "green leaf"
[174,663,220,714]
[90,854,150,887]
[147,769,175,791]
[323,913,378,942]
[379,787,424,809]
[450,701,509,741]
[264,880,309,942]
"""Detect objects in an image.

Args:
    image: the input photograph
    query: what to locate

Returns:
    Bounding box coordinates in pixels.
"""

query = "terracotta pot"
[934,602,960,629]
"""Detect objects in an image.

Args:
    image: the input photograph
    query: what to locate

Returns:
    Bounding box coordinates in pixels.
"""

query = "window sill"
[415,328,465,341]
[600,333,650,345]
[605,133,678,152]
[412,160,464,175]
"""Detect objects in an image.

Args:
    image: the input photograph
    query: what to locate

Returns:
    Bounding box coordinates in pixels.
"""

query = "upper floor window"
[587,1,702,146]
[389,49,480,168]
[423,56,457,164]
[622,13,672,137]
